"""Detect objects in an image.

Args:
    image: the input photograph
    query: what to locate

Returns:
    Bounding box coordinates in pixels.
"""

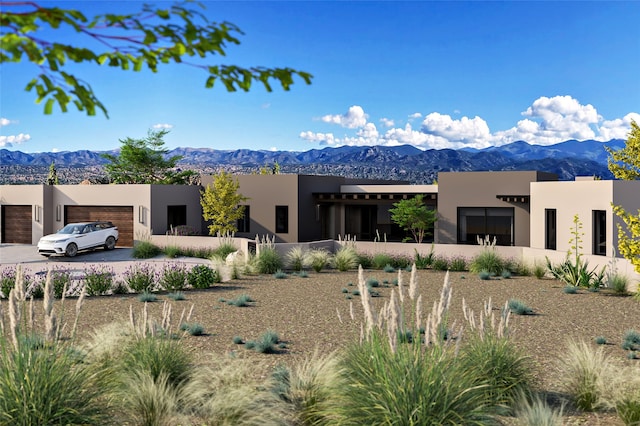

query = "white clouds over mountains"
[0,117,30,148]
[300,95,639,149]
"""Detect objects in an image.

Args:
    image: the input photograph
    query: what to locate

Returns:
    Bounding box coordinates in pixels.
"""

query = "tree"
[46,161,58,185]
[1,1,313,117]
[102,129,196,184]
[607,120,640,274]
[389,195,437,244]
[200,170,248,236]
[606,120,640,180]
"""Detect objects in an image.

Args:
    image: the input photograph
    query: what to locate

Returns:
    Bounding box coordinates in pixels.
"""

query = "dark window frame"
[545,208,557,250]
[592,210,606,256]
[457,207,515,246]
[167,205,187,231]
[275,205,289,234]
[237,205,250,233]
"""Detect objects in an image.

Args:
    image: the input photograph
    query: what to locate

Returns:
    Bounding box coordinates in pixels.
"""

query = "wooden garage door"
[65,206,134,247]
[1,205,32,244]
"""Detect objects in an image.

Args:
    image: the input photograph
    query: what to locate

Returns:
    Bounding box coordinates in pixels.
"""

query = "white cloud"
[0,133,31,147]
[301,96,638,150]
[0,117,11,127]
[598,112,640,141]
[321,105,367,129]
[380,118,394,127]
[51,148,60,153]
[152,123,173,130]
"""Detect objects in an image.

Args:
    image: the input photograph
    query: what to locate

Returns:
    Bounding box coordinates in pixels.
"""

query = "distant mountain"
[0,139,624,184]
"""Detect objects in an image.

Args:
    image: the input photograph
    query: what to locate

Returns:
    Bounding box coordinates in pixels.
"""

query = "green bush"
[0,337,106,425]
[470,250,505,276]
[479,271,491,280]
[356,252,373,269]
[609,274,629,295]
[256,247,283,275]
[187,264,220,289]
[383,264,395,273]
[159,263,188,292]
[227,294,254,307]
[132,240,161,259]
[372,253,393,270]
[167,292,185,301]
[533,263,546,279]
[501,269,512,279]
[449,256,468,272]
[391,254,412,269]
[334,246,359,272]
[0,266,16,299]
[137,291,158,302]
[414,248,435,269]
[84,265,114,296]
[162,245,181,258]
[213,243,237,261]
[431,255,450,271]
[123,263,157,293]
[459,332,533,413]
[563,285,579,294]
[329,331,495,424]
[180,323,205,336]
[273,269,288,279]
[49,268,71,298]
[306,248,332,273]
[285,247,307,271]
[594,336,607,345]
[508,299,534,315]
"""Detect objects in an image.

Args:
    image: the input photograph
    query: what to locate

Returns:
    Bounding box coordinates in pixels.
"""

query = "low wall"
[147,236,639,292]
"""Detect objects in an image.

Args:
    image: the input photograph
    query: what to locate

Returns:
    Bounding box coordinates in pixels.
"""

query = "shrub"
[508,299,534,315]
[470,250,505,276]
[163,245,181,258]
[167,292,185,301]
[305,248,332,273]
[622,330,640,351]
[595,336,607,345]
[227,294,254,307]
[366,277,379,288]
[383,264,395,273]
[479,271,491,280]
[159,263,188,292]
[329,332,495,424]
[49,268,71,298]
[533,263,546,279]
[0,337,106,425]
[297,270,309,278]
[616,396,640,425]
[356,252,373,269]
[132,240,161,259]
[459,332,534,413]
[431,255,450,271]
[180,322,205,336]
[256,247,283,274]
[372,253,393,270]
[563,285,579,294]
[213,242,238,261]
[273,269,287,279]
[414,247,435,269]
[556,339,611,411]
[232,336,244,344]
[609,274,629,295]
[0,266,16,299]
[123,263,157,293]
[392,254,412,269]
[449,256,468,272]
[138,291,158,302]
[84,265,114,296]
[514,393,564,426]
[285,247,307,271]
[334,246,359,272]
[187,264,220,289]
[501,269,512,279]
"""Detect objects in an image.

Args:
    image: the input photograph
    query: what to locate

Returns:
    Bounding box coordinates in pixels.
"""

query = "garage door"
[1,205,32,244]
[65,206,134,247]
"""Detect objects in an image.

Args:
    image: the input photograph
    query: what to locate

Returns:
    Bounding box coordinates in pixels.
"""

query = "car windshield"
[58,224,84,234]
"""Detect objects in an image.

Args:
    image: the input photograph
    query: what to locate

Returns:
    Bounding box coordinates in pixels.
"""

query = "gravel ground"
[5,251,640,425]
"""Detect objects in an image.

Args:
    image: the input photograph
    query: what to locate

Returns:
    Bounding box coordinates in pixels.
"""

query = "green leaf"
[44,98,55,115]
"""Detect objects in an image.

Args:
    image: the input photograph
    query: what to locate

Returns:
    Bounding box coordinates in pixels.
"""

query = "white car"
[37,221,119,257]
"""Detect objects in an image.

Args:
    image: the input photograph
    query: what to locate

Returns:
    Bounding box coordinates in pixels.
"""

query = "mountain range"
[0,138,625,185]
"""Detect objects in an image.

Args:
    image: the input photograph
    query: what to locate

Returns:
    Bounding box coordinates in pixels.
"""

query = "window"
[545,209,557,250]
[237,205,250,233]
[167,205,187,231]
[593,210,606,256]
[457,207,514,246]
[275,205,289,233]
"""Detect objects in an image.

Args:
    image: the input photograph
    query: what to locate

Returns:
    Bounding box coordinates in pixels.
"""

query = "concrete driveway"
[0,244,134,265]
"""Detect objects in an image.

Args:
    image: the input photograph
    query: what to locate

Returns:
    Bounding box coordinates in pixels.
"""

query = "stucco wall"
[150,185,202,235]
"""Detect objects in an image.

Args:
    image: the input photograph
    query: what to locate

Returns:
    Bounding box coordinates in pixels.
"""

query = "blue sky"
[1,1,639,153]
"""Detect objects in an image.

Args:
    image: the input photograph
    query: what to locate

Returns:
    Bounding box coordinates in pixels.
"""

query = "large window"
[237,205,250,233]
[457,207,514,246]
[167,205,186,231]
[275,205,289,233]
[592,210,606,256]
[545,209,557,250]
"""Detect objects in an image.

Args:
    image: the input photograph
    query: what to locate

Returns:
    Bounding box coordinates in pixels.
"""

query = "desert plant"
[163,245,181,258]
[514,392,564,426]
[595,336,608,345]
[372,253,393,270]
[116,370,182,426]
[449,256,468,272]
[414,246,435,269]
[470,242,505,276]
[0,266,16,299]
[132,240,161,259]
[285,246,307,271]
[159,263,188,292]
[306,248,332,273]
[167,292,185,301]
[431,255,450,271]
[622,329,640,351]
[356,252,373,269]
[227,294,254,307]
[180,322,205,336]
[297,270,309,278]
[563,285,579,294]
[334,246,359,272]
[123,263,157,293]
[232,336,244,344]
[0,336,106,425]
[138,291,158,303]
[273,269,287,279]
[501,269,513,279]
[383,264,395,273]
[556,339,611,411]
[508,299,534,315]
[213,242,238,261]
[246,330,280,354]
[609,273,630,295]
[84,264,115,296]
[479,270,491,280]
[256,247,283,274]
[533,263,546,279]
[187,264,220,289]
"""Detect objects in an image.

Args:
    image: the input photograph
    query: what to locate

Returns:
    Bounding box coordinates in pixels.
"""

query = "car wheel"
[105,236,116,250]
[65,243,78,257]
